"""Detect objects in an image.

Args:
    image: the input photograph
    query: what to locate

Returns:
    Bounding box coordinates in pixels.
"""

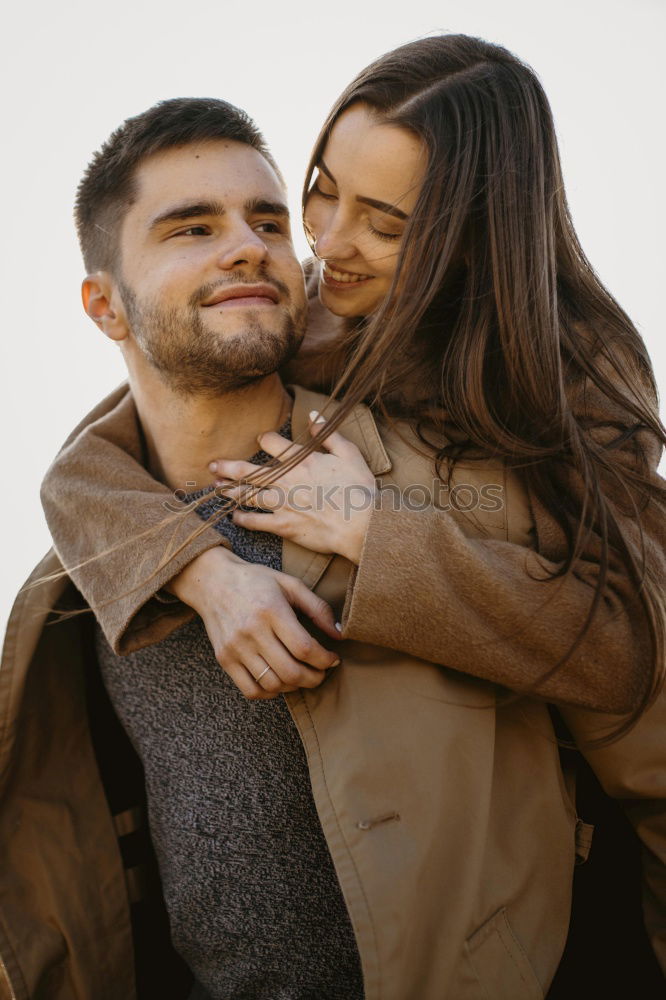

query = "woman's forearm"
[340,496,654,714]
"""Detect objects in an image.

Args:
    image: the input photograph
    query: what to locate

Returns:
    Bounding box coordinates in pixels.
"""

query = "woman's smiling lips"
[201,283,280,308]
[322,262,374,290]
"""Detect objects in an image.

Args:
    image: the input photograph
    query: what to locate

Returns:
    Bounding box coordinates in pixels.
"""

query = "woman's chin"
[318,282,377,319]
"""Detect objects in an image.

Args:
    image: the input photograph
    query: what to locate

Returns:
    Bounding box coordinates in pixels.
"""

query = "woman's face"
[304,103,426,318]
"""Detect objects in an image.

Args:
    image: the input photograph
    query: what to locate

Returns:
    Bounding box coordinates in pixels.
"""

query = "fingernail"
[331,658,341,667]
[335,622,342,633]
[208,462,217,472]
[309,410,326,424]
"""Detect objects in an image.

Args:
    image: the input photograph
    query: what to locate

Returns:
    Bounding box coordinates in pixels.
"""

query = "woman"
[43,35,664,719]
[37,34,665,997]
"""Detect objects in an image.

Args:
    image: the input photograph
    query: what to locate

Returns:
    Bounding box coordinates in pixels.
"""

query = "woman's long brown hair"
[289,33,664,740]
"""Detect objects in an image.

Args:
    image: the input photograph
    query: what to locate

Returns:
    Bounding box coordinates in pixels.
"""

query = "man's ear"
[81,272,129,342]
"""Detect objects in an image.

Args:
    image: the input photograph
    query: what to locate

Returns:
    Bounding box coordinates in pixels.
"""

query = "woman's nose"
[314,227,356,261]
[310,207,356,262]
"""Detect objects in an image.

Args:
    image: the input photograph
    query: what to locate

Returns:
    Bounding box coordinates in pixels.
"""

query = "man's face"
[114,140,307,396]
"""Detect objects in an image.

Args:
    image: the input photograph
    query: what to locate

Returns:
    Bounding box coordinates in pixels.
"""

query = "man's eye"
[255,221,282,234]
[177,225,210,236]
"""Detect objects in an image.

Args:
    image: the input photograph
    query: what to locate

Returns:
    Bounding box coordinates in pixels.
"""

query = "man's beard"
[118,274,306,397]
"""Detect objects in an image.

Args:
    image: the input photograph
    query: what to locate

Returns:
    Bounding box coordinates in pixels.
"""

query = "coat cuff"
[90,530,230,655]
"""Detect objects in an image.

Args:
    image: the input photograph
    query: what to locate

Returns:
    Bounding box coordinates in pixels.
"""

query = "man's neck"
[127,365,292,493]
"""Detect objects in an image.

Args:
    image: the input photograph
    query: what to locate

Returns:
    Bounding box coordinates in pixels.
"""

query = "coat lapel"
[282,386,391,588]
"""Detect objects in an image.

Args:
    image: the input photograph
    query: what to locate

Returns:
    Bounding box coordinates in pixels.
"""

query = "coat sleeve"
[560,700,666,976]
[341,364,665,714]
[40,384,226,655]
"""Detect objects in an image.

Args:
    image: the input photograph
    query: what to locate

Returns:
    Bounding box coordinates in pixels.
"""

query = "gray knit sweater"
[95,428,364,999]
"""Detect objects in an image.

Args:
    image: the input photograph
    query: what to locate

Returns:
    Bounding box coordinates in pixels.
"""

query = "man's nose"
[215,225,268,270]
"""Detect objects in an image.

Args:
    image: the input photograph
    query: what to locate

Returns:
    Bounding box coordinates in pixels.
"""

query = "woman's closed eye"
[311,184,401,241]
[311,180,338,201]
[367,221,402,242]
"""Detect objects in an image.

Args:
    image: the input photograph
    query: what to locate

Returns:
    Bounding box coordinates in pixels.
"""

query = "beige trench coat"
[1,384,664,998]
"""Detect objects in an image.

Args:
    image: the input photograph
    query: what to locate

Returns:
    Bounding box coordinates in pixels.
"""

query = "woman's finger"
[246,656,285,694]
[215,484,283,509]
[308,410,361,460]
[232,508,288,534]
[275,578,343,666]
[224,661,280,700]
[255,431,304,461]
[280,575,341,641]
[208,458,261,479]
[251,635,329,690]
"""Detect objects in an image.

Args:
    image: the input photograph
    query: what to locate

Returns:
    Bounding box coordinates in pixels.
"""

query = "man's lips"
[201,283,280,308]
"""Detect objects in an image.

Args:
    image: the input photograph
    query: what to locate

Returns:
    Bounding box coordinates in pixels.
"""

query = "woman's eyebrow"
[357,195,408,220]
[318,158,408,221]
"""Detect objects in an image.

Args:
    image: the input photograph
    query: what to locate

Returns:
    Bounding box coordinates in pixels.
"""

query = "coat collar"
[36,379,392,621]
[290,385,392,477]
[283,385,392,588]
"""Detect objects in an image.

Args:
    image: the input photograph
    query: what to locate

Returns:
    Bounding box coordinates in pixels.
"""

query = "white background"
[1,0,664,639]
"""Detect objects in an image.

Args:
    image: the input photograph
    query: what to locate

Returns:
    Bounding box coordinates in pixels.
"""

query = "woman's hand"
[168,546,342,700]
[209,412,377,565]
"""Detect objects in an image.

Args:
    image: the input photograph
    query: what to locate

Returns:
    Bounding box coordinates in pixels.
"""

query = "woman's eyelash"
[367,222,401,242]
[311,181,400,241]
[312,182,337,201]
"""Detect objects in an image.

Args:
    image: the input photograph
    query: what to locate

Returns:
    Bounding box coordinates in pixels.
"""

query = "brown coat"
[39,315,663,711]
[1,375,664,997]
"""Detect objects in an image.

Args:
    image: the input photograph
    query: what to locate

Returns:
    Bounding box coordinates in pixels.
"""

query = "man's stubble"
[118,273,306,397]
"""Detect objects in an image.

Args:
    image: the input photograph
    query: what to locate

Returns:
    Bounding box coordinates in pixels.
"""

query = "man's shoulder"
[42,382,143,495]
[58,382,133,452]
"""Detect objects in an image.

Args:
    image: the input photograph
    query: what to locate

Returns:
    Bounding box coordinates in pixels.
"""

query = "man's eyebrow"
[149,200,227,230]
[245,197,290,218]
[149,198,290,231]
[317,158,408,221]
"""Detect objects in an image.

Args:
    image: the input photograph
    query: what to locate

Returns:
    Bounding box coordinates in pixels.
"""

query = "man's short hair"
[75,97,279,274]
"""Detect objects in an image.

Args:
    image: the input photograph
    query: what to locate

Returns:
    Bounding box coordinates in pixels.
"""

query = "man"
[2,99,664,1000]
[73,99,365,999]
